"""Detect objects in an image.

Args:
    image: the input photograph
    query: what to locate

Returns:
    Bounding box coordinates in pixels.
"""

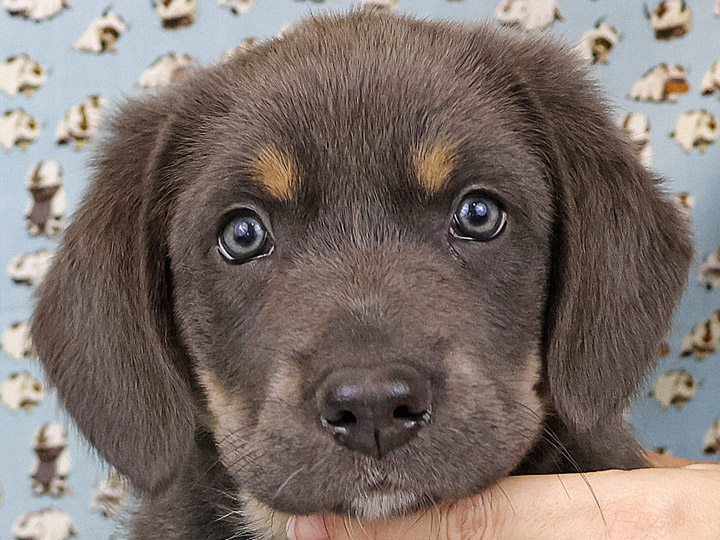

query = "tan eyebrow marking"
[413,141,459,195]
[250,145,297,201]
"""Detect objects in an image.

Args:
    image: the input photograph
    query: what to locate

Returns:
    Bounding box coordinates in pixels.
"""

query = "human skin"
[287,455,720,540]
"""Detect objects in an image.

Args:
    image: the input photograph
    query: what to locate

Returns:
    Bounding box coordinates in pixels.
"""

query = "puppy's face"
[170,52,552,515]
[32,11,692,536]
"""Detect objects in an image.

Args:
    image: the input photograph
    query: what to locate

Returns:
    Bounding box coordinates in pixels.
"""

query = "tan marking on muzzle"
[239,364,307,538]
[522,349,545,419]
[197,368,248,436]
[254,361,303,443]
[443,346,544,420]
[266,361,302,403]
[413,141,458,195]
[443,346,501,418]
[251,145,297,201]
[241,495,292,540]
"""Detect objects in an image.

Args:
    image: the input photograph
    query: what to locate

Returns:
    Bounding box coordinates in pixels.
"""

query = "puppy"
[32,12,692,540]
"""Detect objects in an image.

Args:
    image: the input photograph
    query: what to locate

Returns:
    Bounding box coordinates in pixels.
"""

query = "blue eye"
[218,210,272,263]
[451,192,506,241]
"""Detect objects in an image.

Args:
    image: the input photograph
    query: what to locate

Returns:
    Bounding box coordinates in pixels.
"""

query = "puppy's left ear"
[494,34,693,434]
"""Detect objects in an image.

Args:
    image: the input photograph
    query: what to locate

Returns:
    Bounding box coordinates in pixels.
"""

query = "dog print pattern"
[1,1,719,537]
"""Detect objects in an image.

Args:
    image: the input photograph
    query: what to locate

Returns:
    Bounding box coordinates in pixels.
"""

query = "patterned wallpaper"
[1,0,719,538]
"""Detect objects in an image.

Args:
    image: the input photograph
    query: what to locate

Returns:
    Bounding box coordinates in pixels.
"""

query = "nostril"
[393,405,431,424]
[325,410,357,427]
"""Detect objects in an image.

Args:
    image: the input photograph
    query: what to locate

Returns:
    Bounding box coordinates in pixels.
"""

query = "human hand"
[286,461,720,540]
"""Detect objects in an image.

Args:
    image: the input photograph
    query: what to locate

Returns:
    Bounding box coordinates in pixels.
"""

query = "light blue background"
[1,1,719,537]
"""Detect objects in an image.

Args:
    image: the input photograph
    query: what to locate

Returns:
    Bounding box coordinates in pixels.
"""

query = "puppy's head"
[32,11,691,528]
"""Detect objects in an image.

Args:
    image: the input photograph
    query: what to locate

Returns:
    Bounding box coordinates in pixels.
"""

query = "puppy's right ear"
[32,93,195,494]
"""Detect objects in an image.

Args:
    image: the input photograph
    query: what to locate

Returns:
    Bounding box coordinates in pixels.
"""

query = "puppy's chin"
[241,490,423,540]
[346,490,421,519]
[243,489,421,517]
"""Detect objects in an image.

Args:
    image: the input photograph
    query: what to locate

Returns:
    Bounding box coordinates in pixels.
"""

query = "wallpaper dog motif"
[1,1,719,538]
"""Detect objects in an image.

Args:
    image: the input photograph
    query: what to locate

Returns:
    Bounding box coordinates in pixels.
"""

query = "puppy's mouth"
[329,472,428,519]
[274,474,429,519]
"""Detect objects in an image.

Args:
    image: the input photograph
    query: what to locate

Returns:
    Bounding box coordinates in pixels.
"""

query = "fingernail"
[286,514,330,540]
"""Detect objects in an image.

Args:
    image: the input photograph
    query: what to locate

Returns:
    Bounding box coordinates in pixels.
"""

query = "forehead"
[192,15,547,215]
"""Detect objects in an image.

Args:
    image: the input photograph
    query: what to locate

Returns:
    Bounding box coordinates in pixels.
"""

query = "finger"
[287,507,457,540]
[286,514,332,540]
[289,469,720,540]
[495,468,720,540]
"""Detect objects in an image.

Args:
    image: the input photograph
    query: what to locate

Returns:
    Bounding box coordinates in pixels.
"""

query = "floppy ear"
[32,93,196,494]
[502,35,693,433]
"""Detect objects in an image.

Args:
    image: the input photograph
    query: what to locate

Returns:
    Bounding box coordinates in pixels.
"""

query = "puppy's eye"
[451,192,506,241]
[218,210,272,263]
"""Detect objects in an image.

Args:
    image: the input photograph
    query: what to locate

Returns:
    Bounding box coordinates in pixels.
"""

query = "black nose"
[316,366,432,458]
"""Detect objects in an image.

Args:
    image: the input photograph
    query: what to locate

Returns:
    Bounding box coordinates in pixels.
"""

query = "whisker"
[429,494,442,540]
[273,466,306,501]
[510,400,610,535]
[341,515,353,540]
[493,480,516,516]
[355,512,369,539]
[556,473,570,500]
[541,427,609,535]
